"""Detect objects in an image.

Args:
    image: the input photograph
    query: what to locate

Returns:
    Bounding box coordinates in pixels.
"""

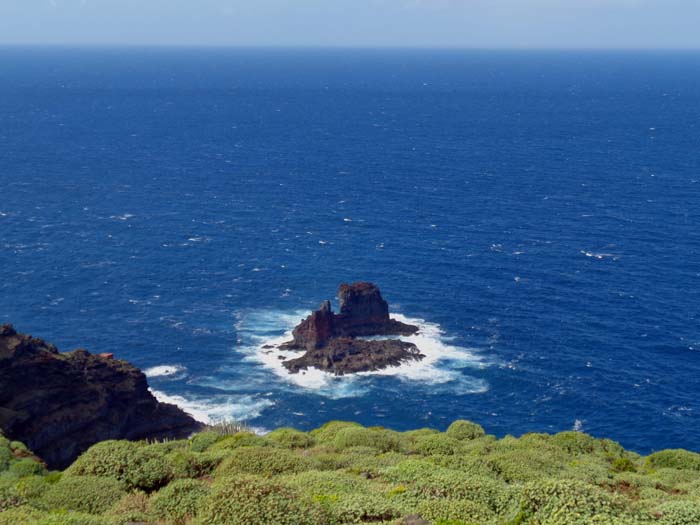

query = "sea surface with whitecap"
[1,48,699,453]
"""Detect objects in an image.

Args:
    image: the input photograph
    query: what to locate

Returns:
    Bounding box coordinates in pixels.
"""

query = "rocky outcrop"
[285,300,336,351]
[0,324,202,469]
[283,337,423,375]
[334,282,419,338]
[281,283,423,375]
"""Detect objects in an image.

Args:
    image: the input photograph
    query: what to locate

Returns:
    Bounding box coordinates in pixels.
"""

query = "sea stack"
[281,282,424,375]
[0,324,203,469]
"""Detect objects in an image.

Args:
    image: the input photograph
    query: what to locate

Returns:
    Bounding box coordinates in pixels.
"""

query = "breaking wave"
[235,309,490,399]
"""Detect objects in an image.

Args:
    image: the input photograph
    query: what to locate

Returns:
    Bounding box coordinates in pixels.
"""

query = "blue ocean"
[1,48,698,454]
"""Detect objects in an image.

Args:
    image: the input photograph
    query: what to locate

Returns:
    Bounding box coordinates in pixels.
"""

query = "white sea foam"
[150,389,274,425]
[144,364,187,378]
[237,309,489,399]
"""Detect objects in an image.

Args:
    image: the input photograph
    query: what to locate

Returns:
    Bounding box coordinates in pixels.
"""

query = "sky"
[0,0,698,49]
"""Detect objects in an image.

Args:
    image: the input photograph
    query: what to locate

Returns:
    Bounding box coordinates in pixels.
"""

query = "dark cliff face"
[281,283,423,375]
[0,324,202,469]
[290,300,335,351]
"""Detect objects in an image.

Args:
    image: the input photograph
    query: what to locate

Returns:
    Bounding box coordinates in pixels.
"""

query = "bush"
[105,491,151,524]
[311,421,363,444]
[150,478,210,523]
[14,474,51,502]
[612,457,637,473]
[66,440,173,491]
[415,434,463,456]
[646,449,700,471]
[208,432,268,452]
[0,440,12,472]
[215,446,313,477]
[8,458,46,478]
[323,492,404,523]
[516,479,628,524]
[198,475,329,525]
[409,471,514,516]
[41,475,126,514]
[550,432,621,457]
[169,449,228,479]
[418,498,493,524]
[654,501,700,525]
[0,481,24,511]
[333,427,400,453]
[266,428,316,449]
[282,469,371,496]
[0,506,45,525]
[446,420,486,441]
[189,431,225,453]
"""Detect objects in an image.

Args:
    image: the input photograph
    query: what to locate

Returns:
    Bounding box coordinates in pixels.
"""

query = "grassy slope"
[1,421,699,525]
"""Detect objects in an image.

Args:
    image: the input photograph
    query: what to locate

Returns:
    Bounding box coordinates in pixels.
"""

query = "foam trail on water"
[150,389,274,425]
[238,309,489,399]
[144,364,187,378]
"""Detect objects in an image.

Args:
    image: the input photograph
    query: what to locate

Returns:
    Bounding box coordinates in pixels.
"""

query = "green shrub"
[8,458,46,478]
[0,506,45,525]
[282,469,371,496]
[198,475,329,525]
[104,491,151,524]
[646,449,700,471]
[550,432,623,457]
[169,449,227,479]
[208,432,268,452]
[150,478,210,523]
[14,474,51,502]
[215,446,313,477]
[412,471,514,516]
[25,510,108,525]
[446,420,486,441]
[418,498,494,524]
[41,475,126,514]
[66,440,173,491]
[516,479,628,524]
[311,421,363,444]
[333,427,400,453]
[414,434,463,456]
[0,481,24,511]
[266,428,316,449]
[189,431,225,453]
[9,441,29,455]
[612,457,637,473]
[0,441,12,472]
[654,501,700,525]
[323,492,404,523]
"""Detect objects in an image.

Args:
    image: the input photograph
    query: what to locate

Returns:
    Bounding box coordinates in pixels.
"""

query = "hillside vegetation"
[1,421,700,525]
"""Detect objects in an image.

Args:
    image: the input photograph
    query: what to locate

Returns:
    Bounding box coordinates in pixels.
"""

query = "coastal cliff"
[0,324,202,469]
[280,283,424,374]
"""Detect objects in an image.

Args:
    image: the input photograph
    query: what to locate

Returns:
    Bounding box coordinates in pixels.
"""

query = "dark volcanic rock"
[0,324,202,469]
[280,283,422,375]
[283,338,424,375]
[284,300,335,351]
[335,282,418,337]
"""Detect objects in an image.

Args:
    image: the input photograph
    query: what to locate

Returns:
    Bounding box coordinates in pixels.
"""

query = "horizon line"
[1,43,700,52]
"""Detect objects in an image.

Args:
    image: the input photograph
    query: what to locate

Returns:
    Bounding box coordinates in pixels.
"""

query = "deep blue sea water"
[1,48,699,454]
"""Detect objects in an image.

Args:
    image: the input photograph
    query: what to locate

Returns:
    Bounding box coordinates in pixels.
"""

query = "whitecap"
[109,213,135,221]
[145,364,187,378]
[150,389,274,425]
[581,250,620,261]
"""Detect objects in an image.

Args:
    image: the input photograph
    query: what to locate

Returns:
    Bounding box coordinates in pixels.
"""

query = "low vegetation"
[1,421,699,524]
